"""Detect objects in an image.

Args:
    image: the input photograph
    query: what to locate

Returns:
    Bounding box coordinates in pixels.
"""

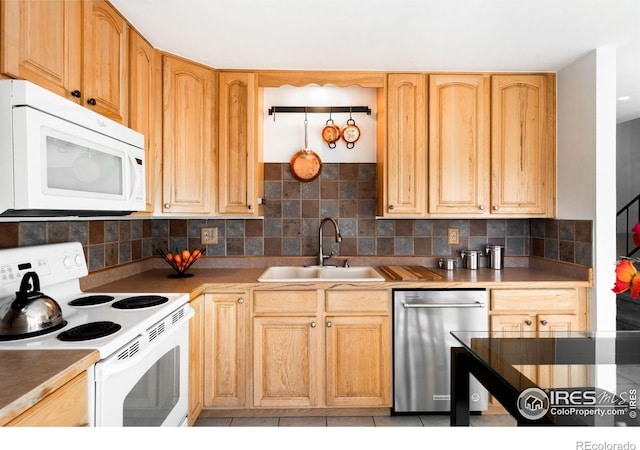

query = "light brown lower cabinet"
[7,371,88,426]
[252,289,391,409]
[187,294,204,425]
[488,288,589,411]
[203,291,249,408]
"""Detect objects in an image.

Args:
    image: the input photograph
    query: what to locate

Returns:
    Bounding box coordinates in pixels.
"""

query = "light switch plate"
[201,227,218,245]
[448,228,459,245]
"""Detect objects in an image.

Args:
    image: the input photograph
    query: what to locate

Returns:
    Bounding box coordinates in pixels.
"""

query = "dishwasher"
[393,289,488,413]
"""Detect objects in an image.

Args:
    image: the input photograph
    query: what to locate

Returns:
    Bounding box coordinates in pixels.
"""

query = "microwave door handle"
[127,153,138,201]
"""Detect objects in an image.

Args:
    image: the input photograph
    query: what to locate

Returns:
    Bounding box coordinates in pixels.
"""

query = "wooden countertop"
[89,261,592,298]
[0,349,99,426]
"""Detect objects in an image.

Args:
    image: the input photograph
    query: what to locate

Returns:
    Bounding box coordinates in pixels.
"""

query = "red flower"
[633,223,640,247]
[612,259,640,298]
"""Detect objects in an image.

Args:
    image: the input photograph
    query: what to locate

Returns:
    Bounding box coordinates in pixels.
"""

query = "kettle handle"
[12,272,41,310]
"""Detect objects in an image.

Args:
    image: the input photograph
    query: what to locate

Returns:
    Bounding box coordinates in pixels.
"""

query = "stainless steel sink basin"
[257,266,385,282]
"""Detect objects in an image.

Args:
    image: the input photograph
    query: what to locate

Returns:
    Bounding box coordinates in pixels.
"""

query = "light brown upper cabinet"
[491,74,556,216]
[1,0,129,123]
[128,30,159,213]
[162,55,215,214]
[0,0,81,100]
[378,73,428,217]
[428,74,491,215]
[217,72,262,216]
[82,0,129,123]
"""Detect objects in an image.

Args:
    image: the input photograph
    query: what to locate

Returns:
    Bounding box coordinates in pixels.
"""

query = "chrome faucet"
[318,217,342,266]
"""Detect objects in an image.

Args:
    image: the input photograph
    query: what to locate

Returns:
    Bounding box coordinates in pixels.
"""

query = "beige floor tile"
[373,415,424,426]
[193,417,233,426]
[326,416,375,427]
[278,416,327,427]
[470,414,517,427]
[230,417,280,427]
[419,414,451,427]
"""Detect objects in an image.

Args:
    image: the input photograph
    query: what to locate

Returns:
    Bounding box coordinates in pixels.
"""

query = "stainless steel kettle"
[0,271,64,340]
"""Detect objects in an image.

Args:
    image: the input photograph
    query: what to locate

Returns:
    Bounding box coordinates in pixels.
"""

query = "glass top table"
[449,330,640,426]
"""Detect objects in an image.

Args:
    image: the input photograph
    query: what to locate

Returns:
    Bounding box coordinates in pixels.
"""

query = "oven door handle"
[94,305,194,381]
[402,302,485,308]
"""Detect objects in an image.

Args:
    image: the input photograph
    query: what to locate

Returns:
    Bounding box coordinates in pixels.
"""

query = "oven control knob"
[63,256,73,268]
[74,254,83,266]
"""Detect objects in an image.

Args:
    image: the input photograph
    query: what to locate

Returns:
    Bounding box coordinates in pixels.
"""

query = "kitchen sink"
[257,266,385,282]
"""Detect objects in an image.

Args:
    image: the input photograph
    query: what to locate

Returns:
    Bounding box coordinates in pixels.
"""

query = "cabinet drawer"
[325,290,390,314]
[253,290,319,314]
[8,372,88,426]
[491,289,579,312]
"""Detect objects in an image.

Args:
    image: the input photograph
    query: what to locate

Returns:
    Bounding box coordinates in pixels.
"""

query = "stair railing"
[617,193,640,257]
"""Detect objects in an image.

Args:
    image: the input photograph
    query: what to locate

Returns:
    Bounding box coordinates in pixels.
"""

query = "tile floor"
[194,414,517,427]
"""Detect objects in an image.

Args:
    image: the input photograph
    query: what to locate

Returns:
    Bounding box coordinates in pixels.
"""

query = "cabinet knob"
[479,205,485,210]
[389,205,395,210]
[71,90,82,98]
[247,204,253,210]
[525,320,532,326]
[540,319,548,326]
[164,203,170,209]
[326,322,332,328]
[492,205,499,211]
[310,322,316,328]
[238,298,244,304]
[87,98,97,106]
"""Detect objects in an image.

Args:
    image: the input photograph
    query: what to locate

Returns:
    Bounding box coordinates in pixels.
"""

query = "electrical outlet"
[201,227,218,245]
[448,228,459,245]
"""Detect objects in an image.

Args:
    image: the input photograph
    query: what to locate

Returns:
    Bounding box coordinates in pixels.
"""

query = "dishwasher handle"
[402,301,485,309]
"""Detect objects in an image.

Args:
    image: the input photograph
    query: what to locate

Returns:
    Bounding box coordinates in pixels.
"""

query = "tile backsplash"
[0,163,593,272]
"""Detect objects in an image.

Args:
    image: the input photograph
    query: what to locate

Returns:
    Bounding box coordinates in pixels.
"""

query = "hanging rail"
[268,106,371,116]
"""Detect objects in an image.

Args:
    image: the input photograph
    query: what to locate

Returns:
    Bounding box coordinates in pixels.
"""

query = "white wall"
[262,86,377,163]
[557,48,617,330]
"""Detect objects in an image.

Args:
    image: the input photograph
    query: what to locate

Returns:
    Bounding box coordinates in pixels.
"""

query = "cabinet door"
[491,74,555,216]
[7,372,88,426]
[162,55,214,214]
[128,30,158,213]
[325,316,391,407]
[489,314,537,388]
[253,316,320,407]
[536,313,588,389]
[82,0,128,123]
[187,295,204,424]
[217,72,260,215]
[0,0,81,100]
[204,292,247,408]
[382,73,427,216]
[429,74,490,215]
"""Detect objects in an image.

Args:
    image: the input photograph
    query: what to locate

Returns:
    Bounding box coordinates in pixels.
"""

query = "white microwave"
[0,80,145,217]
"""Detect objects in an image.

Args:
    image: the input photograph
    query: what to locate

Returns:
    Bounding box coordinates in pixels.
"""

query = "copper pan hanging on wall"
[290,112,322,182]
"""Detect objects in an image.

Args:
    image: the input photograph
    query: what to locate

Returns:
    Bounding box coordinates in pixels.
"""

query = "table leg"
[451,346,471,426]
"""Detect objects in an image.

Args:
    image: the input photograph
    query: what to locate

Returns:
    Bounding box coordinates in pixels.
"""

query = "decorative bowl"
[156,247,205,278]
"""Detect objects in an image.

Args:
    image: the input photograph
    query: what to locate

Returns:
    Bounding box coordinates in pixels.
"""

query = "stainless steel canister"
[460,250,482,270]
[485,244,505,270]
[438,257,457,270]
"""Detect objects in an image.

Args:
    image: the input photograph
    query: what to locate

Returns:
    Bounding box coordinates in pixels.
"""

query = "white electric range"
[0,242,193,427]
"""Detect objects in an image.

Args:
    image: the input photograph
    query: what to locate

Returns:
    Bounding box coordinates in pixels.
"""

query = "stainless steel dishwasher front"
[393,289,489,413]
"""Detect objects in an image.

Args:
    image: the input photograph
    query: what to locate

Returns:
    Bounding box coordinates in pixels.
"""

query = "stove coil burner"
[0,321,68,341]
[111,295,169,310]
[68,295,115,307]
[57,321,122,341]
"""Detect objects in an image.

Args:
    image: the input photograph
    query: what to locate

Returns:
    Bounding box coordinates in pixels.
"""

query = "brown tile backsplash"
[0,163,593,272]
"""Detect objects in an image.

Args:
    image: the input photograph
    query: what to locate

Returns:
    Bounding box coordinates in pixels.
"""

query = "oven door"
[92,307,193,427]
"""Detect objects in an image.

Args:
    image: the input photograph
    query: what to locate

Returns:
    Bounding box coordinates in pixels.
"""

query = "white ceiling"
[110,0,640,123]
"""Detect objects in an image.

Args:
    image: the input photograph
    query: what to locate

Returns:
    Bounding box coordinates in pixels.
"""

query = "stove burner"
[112,295,169,310]
[68,295,115,306]
[57,321,121,341]
[0,321,67,341]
